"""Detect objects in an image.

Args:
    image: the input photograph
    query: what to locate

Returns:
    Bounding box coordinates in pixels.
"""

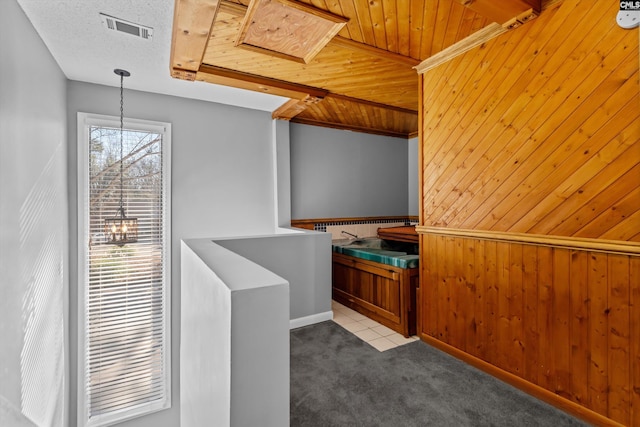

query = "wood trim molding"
[292,216,418,226]
[420,335,623,427]
[415,23,506,74]
[416,226,640,256]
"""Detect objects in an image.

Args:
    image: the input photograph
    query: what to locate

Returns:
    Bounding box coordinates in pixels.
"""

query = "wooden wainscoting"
[417,227,640,426]
[291,216,418,231]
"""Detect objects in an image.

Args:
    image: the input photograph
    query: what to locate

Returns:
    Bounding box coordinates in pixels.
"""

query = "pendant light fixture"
[105,68,138,245]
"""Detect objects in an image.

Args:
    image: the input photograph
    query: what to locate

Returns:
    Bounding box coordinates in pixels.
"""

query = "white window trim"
[77,112,172,427]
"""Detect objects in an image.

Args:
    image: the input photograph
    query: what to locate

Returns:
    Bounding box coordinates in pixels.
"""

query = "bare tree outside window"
[85,125,168,420]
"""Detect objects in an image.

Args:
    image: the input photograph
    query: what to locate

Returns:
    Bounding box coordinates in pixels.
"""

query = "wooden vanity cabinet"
[332,252,418,337]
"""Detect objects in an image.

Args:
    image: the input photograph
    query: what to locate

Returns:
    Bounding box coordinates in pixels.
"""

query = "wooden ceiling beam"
[197,64,329,100]
[272,96,324,120]
[171,0,220,80]
[273,99,310,120]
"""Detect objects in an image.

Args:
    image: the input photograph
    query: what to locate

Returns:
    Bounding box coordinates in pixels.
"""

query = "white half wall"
[213,229,332,325]
[181,240,289,427]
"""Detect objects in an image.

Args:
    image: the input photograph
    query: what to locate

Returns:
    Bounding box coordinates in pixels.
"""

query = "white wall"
[290,124,410,219]
[273,120,292,227]
[181,240,289,427]
[67,81,279,426]
[0,1,68,426]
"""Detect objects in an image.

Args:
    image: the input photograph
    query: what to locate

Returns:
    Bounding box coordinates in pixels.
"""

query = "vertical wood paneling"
[424,234,439,338]
[631,257,640,426]
[437,236,454,343]
[522,245,538,384]
[607,255,630,425]
[418,235,639,423]
[569,250,589,406]
[552,249,571,399]
[496,242,511,372]
[473,238,486,360]
[452,237,466,351]
[509,244,524,376]
[587,252,609,415]
[484,240,498,364]
[463,238,476,354]
[536,246,553,391]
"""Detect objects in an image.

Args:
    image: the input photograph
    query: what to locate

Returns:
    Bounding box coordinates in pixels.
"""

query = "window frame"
[77,112,172,427]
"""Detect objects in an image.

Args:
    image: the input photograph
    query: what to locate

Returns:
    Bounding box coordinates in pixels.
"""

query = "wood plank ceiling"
[171,0,543,138]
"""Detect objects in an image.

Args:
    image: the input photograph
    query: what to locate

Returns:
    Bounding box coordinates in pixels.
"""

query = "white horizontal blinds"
[86,126,166,420]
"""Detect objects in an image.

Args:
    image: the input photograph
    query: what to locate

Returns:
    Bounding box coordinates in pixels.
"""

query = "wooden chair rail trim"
[419,335,623,427]
[416,226,640,256]
[291,216,418,226]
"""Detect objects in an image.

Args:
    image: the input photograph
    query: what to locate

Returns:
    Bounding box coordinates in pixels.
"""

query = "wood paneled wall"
[417,0,640,424]
[419,231,639,425]
[420,0,639,241]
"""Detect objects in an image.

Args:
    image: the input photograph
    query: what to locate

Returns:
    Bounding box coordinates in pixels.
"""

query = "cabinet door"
[333,256,401,322]
[370,272,401,318]
[333,259,354,295]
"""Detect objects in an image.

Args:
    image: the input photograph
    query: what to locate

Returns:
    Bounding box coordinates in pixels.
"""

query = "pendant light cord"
[119,72,124,215]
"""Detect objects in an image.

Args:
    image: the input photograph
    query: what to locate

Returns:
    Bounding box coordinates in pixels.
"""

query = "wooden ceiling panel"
[172,0,542,137]
[291,94,419,138]
[203,7,419,110]
[235,0,348,63]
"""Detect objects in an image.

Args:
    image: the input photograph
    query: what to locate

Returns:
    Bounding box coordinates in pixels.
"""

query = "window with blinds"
[78,114,171,427]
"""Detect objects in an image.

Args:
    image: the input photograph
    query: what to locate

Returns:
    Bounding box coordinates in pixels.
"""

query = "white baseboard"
[290,310,333,330]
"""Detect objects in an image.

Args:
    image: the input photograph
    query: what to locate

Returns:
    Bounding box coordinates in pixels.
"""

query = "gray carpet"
[290,321,588,427]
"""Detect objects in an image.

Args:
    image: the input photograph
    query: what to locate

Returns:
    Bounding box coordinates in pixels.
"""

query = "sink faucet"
[341,231,358,239]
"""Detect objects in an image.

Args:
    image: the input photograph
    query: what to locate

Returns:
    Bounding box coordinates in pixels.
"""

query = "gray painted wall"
[408,137,419,217]
[0,1,68,426]
[214,231,332,323]
[290,124,410,219]
[67,81,279,426]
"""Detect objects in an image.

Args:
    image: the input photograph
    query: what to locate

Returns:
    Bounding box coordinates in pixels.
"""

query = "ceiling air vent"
[100,13,153,41]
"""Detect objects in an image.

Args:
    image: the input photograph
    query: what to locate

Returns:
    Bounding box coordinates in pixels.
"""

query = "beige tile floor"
[331,300,419,352]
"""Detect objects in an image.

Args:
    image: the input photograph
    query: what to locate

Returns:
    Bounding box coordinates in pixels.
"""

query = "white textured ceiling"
[16,0,287,112]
